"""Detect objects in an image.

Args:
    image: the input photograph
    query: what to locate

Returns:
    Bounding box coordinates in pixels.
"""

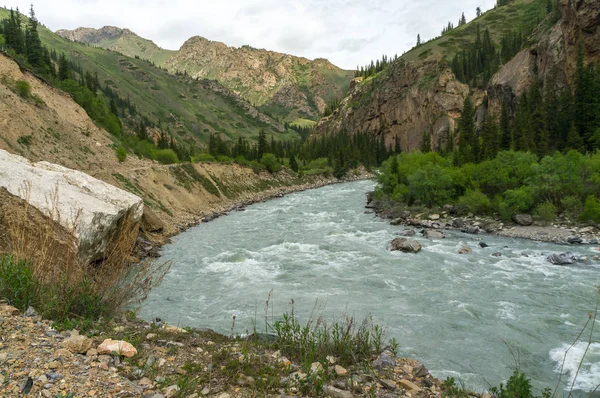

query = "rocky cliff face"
[164,36,352,118]
[313,60,469,152]
[56,26,134,44]
[487,0,600,117]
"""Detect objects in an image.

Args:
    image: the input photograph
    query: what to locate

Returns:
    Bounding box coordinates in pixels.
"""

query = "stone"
[452,218,465,228]
[20,377,33,394]
[201,387,210,395]
[547,252,577,265]
[423,229,445,239]
[139,377,153,387]
[443,204,455,213]
[492,252,502,257]
[390,218,404,226]
[381,379,397,390]
[567,236,583,244]
[372,351,396,369]
[429,214,440,220]
[399,379,422,392]
[216,394,230,398]
[479,242,489,248]
[47,361,61,369]
[310,361,324,374]
[414,364,429,378]
[397,229,416,237]
[389,238,422,253]
[0,149,143,265]
[24,306,39,317]
[458,246,472,254]
[323,385,353,398]
[97,339,137,358]
[53,349,73,359]
[0,305,19,316]
[326,355,337,364]
[462,226,483,234]
[334,365,348,376]
[512,214,533,226]
[164,385,180,398]
[86,348,98,357]
[63,334,93,354]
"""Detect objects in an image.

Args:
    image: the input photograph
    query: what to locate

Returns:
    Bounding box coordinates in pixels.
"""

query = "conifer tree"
[25,5,43,67]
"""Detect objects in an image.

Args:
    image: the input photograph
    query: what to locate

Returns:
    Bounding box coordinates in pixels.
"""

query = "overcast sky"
[10,0,496,69]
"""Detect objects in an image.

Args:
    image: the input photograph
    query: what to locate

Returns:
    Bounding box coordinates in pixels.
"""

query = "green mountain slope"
[401,0,547,63]
[0,9,297,148]
[56,27,354,122]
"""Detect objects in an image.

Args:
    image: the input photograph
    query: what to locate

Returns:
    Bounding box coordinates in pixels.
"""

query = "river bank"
[0,303,449,398]
[368,195,600,247]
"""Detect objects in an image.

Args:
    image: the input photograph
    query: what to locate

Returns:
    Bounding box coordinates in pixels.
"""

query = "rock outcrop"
[313,60,469,152]
[487,0,600,117]
[0,149,143,265]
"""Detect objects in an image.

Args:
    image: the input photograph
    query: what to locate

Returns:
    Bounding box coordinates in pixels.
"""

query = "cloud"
[14,0,497,69]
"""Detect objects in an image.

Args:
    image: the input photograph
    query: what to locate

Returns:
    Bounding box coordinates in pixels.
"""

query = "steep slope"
[313,0,550,151]
[56,27,354,122]
[0,8,296,147]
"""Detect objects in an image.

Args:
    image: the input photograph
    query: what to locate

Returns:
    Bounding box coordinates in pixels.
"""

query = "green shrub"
[0,255,38,311]
[261,153,282,173]
[249,160,265,174]
[17,135,33,147]
[115,146,127,162]
[193,153,215,162]
[16,80,31,98]
[489,370,550,398]
[456,189,491,214]
[156,149,179,164]
[503,186,534,215]
[533,201,557,223]
[215,155,233,163]
[561,195,583,219]
[580,195,600,224]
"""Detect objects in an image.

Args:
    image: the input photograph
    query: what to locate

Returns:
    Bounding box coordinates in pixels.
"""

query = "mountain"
[56,26,176,65]
[56,27,354,122]
[313,0,598,152]
[0,9,300,150]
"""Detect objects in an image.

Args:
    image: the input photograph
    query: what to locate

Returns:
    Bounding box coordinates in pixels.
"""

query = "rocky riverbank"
[0,303,454,398]
[368,195,600,253]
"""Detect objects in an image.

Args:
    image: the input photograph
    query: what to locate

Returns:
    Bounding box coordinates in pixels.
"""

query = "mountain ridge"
[55,26,353,121]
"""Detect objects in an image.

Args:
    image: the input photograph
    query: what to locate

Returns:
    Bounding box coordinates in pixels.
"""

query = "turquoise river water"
[139,180,600,394]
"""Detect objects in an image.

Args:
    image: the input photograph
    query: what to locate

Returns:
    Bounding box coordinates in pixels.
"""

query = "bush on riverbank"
[378,150,600,222]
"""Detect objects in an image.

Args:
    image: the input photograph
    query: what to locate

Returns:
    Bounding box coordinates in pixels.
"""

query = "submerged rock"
[458,246,472,254]
[397,229,416,237]
[389,238,422,253]
[423,229,445,239]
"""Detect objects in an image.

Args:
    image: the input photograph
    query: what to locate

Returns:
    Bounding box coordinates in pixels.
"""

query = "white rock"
[0,149,143,264]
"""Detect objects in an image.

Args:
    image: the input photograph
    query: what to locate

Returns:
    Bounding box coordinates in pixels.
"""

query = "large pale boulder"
[0,149,143,264]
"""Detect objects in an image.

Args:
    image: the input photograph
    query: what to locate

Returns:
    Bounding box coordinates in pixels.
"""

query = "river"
[139,180,600,394]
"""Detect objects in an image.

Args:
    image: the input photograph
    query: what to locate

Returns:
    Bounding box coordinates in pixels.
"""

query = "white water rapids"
[139,180,600,394]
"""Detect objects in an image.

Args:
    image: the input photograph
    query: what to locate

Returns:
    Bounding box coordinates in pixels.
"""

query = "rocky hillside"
[314,0,598,152]
[0,8,297,147]
[56,27,354,121]
[56,26,176,65]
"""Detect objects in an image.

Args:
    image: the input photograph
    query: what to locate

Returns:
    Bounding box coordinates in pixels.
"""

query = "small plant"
[115,146,127,162]
[17,135,33,147]
[15,80,31,98]
[0,255,37,311]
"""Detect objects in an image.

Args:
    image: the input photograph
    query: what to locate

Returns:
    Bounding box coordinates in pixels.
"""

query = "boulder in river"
[389,238,422,253]
[0,149,143,265]
[462,225,483,235]
[567,236,583,245]
[547,252,577,265]
[423,229,445,239]
[458,246,473,254]
[397,229,416,237]
[479,242,489,248]
[512,214,533,226]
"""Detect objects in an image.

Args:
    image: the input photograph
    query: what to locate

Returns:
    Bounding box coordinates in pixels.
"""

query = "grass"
[0,184,171,327]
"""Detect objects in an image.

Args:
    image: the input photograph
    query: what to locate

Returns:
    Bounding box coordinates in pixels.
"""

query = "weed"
[17,135,32,147]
